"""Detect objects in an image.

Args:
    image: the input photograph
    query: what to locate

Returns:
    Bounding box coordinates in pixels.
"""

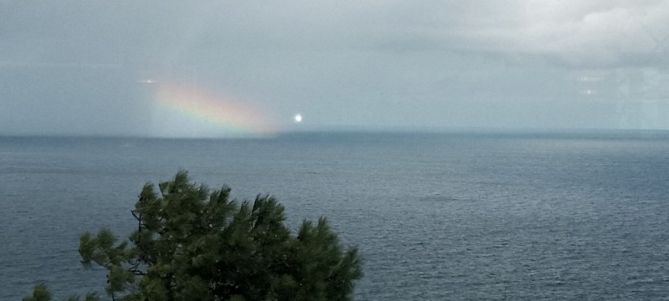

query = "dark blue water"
[2,132,669,300]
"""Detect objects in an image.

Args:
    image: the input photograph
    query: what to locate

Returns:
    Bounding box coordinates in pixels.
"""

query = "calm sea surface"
[2,132,669,300]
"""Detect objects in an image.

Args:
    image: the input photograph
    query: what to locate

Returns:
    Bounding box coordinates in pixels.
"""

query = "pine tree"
[26,171,361,301]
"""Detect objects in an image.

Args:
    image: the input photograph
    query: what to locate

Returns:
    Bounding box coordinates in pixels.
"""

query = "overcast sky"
[2,0,669,137]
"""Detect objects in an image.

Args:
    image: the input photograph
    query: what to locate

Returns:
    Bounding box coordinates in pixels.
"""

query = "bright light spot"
[138,79,157,84]
[293,113,303,123]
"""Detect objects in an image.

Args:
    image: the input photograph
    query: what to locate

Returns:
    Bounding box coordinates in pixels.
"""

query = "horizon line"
[2,127,669,140]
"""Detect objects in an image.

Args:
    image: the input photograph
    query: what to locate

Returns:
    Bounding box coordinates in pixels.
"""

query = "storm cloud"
[1,1,669,136]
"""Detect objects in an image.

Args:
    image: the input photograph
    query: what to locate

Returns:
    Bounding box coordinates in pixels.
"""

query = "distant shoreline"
[2,127,669,141]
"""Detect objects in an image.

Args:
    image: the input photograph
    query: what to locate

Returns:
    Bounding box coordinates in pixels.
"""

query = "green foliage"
[23,283,99,301]
[23,283,51,301]
[27,171,361,300]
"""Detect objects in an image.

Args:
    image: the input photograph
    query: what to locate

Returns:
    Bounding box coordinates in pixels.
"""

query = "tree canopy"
[26,171,362,301]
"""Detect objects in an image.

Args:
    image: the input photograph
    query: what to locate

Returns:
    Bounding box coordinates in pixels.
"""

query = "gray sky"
[2,0,669,137]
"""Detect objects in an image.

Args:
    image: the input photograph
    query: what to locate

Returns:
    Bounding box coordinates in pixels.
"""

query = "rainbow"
[154,83,276,136]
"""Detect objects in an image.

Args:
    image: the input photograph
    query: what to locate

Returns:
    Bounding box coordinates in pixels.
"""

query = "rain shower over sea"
[2,131,669,300]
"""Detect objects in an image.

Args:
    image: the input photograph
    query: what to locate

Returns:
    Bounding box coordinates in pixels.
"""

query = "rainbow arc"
[154,83,275,136]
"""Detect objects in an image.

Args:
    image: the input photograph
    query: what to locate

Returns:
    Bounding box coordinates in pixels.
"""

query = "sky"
[1,0,669,137]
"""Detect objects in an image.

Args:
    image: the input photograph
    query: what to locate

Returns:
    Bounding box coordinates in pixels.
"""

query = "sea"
[2,131,669,300]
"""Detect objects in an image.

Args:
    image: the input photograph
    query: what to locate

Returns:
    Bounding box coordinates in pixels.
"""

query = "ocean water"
[2,131,669,300]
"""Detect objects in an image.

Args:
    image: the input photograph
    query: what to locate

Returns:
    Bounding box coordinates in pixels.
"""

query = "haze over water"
[2,131,669,300]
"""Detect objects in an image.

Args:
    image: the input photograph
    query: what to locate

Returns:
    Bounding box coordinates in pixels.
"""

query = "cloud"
[371,0,669,68]
[2,1,667,69]
[1,0,669,135]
